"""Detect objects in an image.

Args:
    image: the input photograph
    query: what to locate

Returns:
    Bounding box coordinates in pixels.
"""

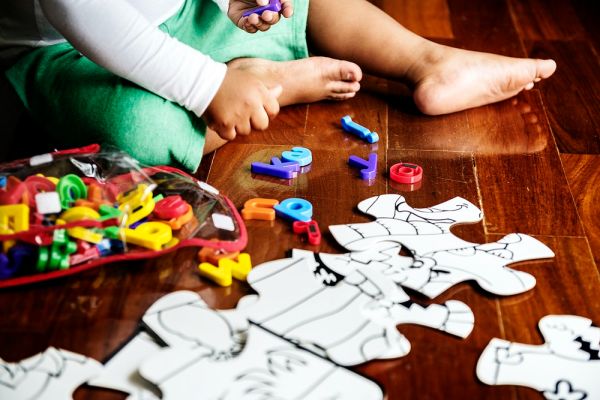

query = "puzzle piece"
[142,290,249,353]
[136,291,383,399]
[477,315,600,399]
[246,253,474,366]
[0,347,102,400]
[88,331,161,400]
[329,194,554,298]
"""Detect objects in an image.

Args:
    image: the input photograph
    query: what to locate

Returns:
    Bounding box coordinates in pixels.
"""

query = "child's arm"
[39,0,280,140]
[225,0,294,33]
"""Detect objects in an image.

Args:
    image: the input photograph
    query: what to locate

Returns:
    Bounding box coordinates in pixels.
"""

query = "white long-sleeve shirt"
[0,0,230,118]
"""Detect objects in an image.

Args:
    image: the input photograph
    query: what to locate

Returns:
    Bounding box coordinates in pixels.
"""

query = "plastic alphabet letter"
[57,174,88,210]
[341,115,379,144]
[198,253,252,286]
[281,147,312,167]
[241,198,279,221]
[242,0,282,17]
[274,198,313,222]
[292,220,322,245]
[348,153,378,180]
[106,221,173,251]
[251,158,299,179]
[60,206,104,244]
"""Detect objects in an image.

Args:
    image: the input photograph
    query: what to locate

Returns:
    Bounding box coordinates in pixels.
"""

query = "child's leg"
[305,0,557,115]
[5,43,207,172]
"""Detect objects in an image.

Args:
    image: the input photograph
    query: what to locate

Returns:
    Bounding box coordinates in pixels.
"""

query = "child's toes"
[338,61,363,82]
[329,92,358,101]
[328,81,360,95]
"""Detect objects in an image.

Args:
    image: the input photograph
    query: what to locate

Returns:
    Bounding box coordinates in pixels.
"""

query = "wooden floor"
[1,1,599,399]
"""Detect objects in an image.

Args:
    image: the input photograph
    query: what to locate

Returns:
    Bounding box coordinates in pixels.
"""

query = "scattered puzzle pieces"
[246,251,474,366]
[137,291,383,399]
[329,194,554,297]
[88,332,161,400]
[477,315,600,399]
[0,347,102,400]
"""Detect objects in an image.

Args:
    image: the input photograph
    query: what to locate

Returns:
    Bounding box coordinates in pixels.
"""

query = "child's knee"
[105,98,206,171]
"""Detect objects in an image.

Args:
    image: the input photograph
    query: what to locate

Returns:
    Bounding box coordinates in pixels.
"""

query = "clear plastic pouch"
[0,145,247,288]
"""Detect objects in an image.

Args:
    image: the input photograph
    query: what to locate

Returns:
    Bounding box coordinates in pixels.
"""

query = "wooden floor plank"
[447,0,525,56]
[496,235,599,399]
[471,91,583,236]
[561,154,600,266]
[2,2,600,400]
[375,0,454,39]
[508,0,586,40]
[303,88,387,151]
[234,104,308,146]
[571,0,600,55]
[207,143,298,202]
[366,149,515,400]
[525,40,600,154]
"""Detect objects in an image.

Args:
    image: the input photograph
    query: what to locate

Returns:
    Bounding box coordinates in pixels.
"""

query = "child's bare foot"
[228,56,362,106]
[410,44,557,115]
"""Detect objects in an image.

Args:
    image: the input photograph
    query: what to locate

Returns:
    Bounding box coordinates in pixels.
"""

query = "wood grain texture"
[496,235,599,399]
[376,0,454,39]
[0,1,599,400]
[525,40,600,154]
[447,0,525,56]
[508,0,586,40]
[561,154,600,266]
[471,91,583,236]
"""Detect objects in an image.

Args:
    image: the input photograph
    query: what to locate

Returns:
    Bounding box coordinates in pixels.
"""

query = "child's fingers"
[218,126,237,141]
[281,0,294,18]
[239,17,258,33]
[263,86,282,119]
[251,108,270,131]
[260,11,279,25]
[236,120,252,136]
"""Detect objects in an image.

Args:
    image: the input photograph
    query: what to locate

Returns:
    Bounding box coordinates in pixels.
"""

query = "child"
[1,0,556,172]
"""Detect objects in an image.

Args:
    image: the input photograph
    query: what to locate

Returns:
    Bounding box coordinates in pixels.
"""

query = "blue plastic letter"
[274,198,313,222]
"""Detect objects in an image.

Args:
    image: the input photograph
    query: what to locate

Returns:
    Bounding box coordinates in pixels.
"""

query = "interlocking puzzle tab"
[329,194,554,298]
[477,315,600,399]
[138,291,383,399]
[0,347,103,400]
[246,251,474,366]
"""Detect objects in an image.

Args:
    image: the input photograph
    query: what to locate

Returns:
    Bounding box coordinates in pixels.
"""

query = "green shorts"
[5,0,309,172]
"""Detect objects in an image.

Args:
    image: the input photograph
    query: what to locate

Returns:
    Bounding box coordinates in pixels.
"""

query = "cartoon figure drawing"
[0,347,102,400]
[477,315,600,399]
[328,194,554,297]
[137,291,383,400]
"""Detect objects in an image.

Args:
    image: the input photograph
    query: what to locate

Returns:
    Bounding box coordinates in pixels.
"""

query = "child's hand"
[205,68,281,141]
[228,0,294,33]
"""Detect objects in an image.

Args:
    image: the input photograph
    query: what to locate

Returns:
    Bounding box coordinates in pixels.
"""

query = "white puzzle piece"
[328,194,554,298]
[88,331,161,400]
[142,290,250,356]
[246,253,474,366]
[477,315,600,399]
[137,292,383,399]
[0,347,102,400]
